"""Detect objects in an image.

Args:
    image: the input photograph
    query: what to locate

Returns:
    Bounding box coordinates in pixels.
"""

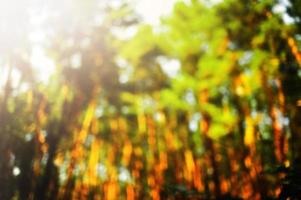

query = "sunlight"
[0,0,28,52]
[31,46,56,83]
[0,0,178,89]
[0,0,55,87]
[136,0,176,24]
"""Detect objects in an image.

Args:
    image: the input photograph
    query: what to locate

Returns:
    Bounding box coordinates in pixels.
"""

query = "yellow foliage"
[185,150,195,175]
[122,140,133,166]
[137,112,146,133]
[244,116,254,146]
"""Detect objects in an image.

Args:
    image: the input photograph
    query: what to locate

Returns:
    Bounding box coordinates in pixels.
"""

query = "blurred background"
[1,0,301,199]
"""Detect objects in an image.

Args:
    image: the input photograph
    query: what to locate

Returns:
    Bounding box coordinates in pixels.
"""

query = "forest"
[1,0,301,199]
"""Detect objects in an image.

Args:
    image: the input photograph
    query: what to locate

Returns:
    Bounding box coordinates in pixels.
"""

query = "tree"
[1,0,301,199]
